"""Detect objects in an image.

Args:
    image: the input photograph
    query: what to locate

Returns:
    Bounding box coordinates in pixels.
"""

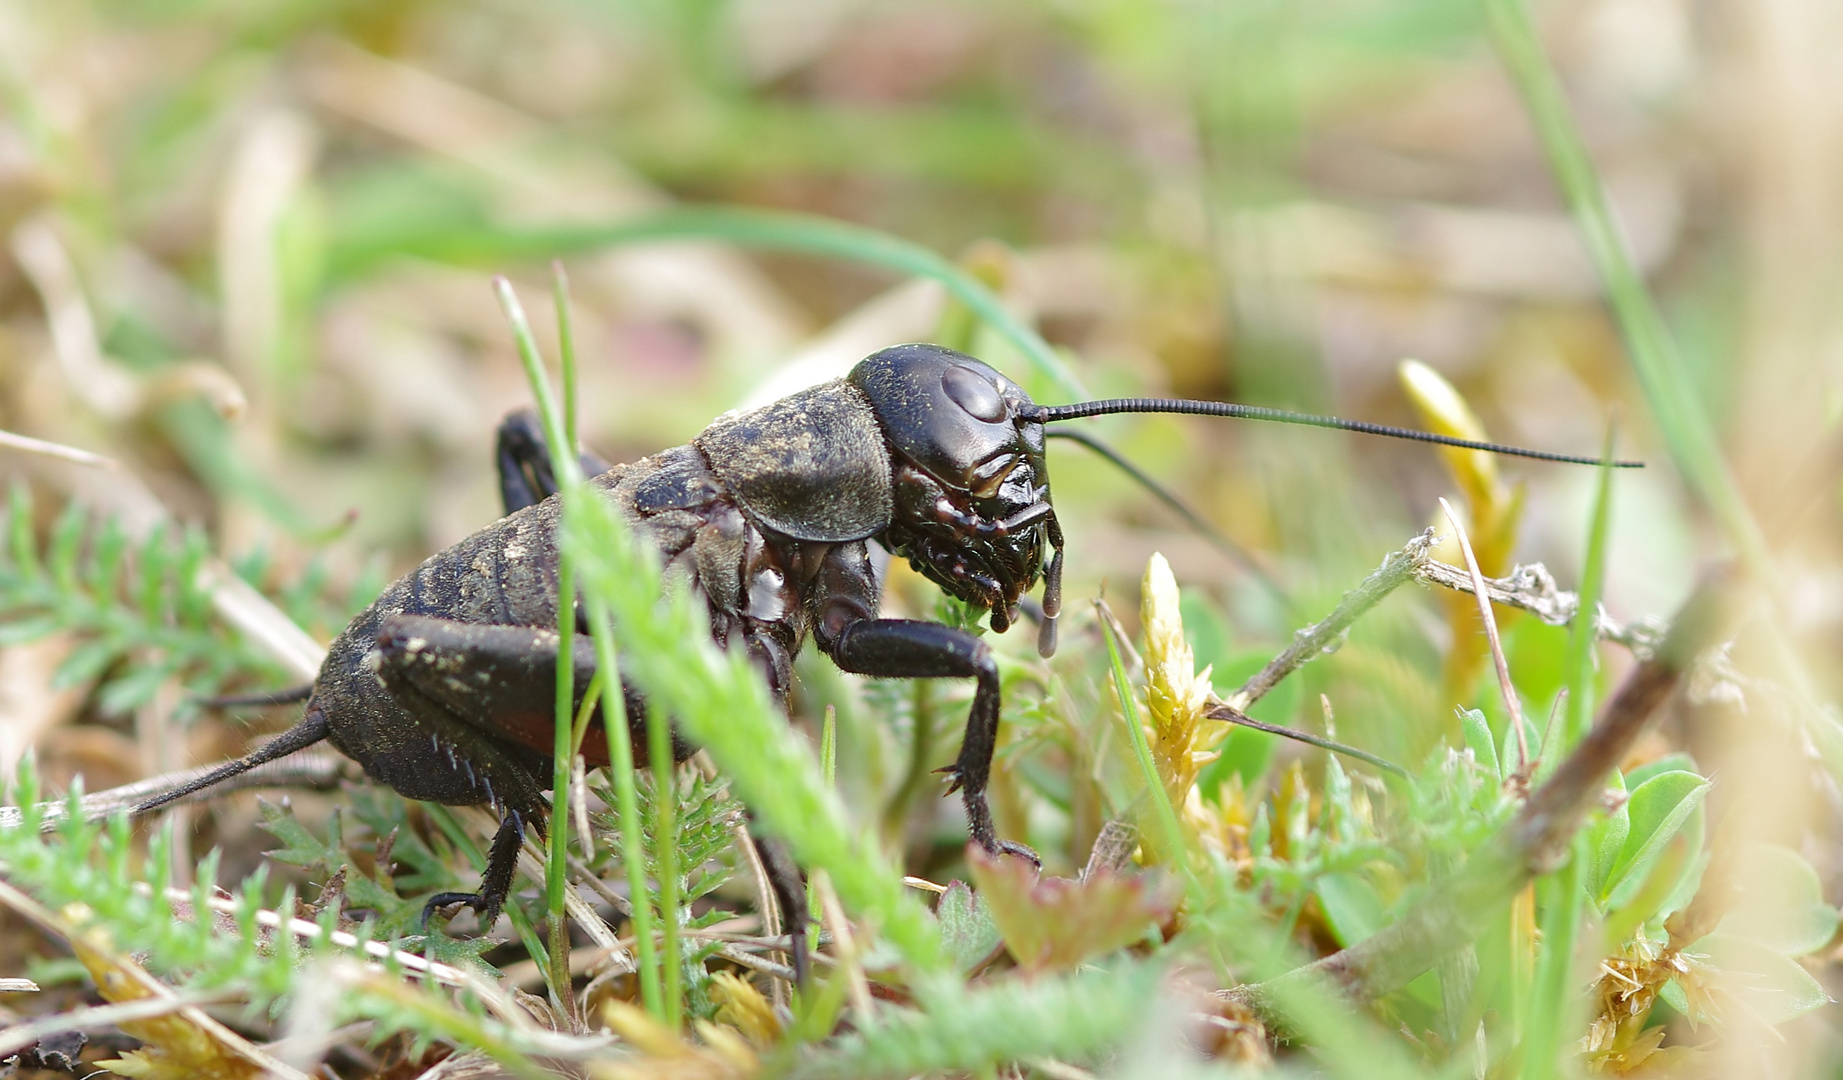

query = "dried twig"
[0,990,244,1059]
[0,429,115,469]
[813,871,874,1020]
[1226,531,1437,712]
[1414,559,1662,658]
[0,880,316,1080]
[1204,704,1409,779]
[1230,569,1741,1017]
[1081,819,1141,881]
[150,885,471,986]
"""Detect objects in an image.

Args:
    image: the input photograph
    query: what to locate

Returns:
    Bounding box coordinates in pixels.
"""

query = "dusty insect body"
[130,342,1634,976]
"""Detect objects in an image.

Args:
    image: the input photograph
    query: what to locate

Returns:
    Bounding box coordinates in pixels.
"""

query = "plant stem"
[497,277,663,1019]
[647,703,683,1030]
[1523,837,1588,1080]
[1098,603,1185,863]
[1484,0,1768,577]
[1226,530,1435,712]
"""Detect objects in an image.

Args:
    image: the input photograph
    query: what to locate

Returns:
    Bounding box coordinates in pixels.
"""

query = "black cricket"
[131,342,1637,976]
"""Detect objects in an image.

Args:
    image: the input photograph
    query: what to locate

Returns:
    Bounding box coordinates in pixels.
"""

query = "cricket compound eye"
[941,362,1008,423]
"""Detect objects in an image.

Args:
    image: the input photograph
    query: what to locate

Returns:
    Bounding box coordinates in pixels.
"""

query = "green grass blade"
[1523,423,1617,1078]
[1098,610,1184,862]
[1562,422,1618,754]
[328,206,1083,401]
[1523,836,1589,1080]
[543,264,582,1014]
[545,555,576,1009]
[1484,0,1768,576]
[647,701,684,1031]
[553,261,579,461]
[496,277,664,1018]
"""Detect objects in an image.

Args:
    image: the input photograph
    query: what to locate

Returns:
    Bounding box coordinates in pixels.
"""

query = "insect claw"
[935,763,966,795]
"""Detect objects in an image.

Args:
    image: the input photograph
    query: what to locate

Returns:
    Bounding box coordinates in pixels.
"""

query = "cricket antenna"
[1020,398,1644,469]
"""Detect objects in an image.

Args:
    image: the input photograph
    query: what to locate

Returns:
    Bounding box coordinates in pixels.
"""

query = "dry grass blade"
[0,430,115,469]
[0,880,314,1080]
[813,870,874,1022]
[1439,497,1527,775]
[0,990,242,1060]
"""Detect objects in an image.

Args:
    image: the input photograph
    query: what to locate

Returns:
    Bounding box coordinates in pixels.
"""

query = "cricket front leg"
[823,617,1038,866]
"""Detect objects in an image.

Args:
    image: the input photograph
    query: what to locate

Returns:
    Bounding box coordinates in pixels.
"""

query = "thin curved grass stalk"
[497,276,663,1019]
[329,206,1084,401]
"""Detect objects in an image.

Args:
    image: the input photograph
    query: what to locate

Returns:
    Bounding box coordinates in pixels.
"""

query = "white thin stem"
[0,429,114,469]
[1439,498,1527,775]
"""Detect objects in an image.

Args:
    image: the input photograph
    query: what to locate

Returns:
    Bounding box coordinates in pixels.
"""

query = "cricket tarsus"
[420,808,528,931]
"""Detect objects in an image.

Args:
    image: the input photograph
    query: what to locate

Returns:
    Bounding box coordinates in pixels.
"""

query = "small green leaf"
[1717,845,1841,957]
[1600,771,1708,906]
[1623,752,1698,789]
[1316,871,1388,946]
[936,880,1004,974]
[1650,800,1708,924]
[1657,973,1696,1022]
[1580,777,1629,903]
[1459,707,1499,779]
[95,660,179,716]
[1696,934,1832,1025]
[53,638,120,691]
[0,617,62,646]
[1503,617,1568,709]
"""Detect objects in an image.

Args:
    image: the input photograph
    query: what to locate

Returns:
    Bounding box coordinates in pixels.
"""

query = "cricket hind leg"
[374,614,807,977]
[373,612,694,768]
[361,646,557,933]
[495,408,614,513]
